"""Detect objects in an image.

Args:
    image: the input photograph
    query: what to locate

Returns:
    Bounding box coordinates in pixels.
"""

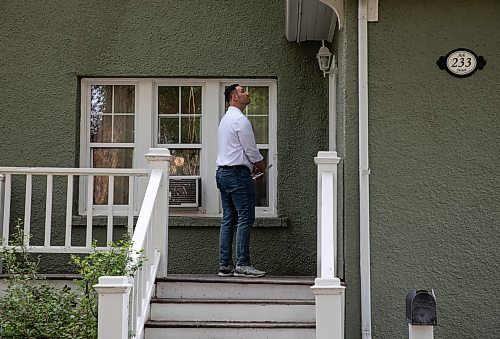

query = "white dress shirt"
[216,106,263,171]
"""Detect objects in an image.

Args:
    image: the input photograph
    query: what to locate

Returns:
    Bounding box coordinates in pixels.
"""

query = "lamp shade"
[316,43,332,74]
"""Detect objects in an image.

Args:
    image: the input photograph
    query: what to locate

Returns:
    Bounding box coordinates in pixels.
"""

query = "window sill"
[169,216,288,228]
[72,215,288,228]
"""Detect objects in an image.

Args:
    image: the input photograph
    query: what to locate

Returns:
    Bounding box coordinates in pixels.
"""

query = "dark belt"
[218,165,250,171]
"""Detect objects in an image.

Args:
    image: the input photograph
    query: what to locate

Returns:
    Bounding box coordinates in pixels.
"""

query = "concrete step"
[150,298,315,323]
[145,321,315,339]
[156,274,315,300]
[148,274,316,338]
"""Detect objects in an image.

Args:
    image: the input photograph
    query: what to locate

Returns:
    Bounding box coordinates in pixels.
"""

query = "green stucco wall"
[365,0,500,338]
[3,0,498,338]
[0,1,328,275]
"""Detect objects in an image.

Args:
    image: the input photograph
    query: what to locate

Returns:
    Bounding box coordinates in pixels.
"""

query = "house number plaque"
[436,48,486,78]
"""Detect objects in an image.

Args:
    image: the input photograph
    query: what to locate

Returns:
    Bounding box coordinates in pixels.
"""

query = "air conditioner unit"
[169,176,200,207]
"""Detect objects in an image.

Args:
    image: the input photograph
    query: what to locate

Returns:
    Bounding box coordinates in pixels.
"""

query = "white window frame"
[80,78,277,217]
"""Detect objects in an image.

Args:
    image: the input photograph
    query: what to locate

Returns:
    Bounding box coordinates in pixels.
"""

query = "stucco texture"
[0,1,329,276]
[366,0,500,338]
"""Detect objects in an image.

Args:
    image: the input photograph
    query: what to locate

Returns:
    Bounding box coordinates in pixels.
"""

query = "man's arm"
[237,117,264,166]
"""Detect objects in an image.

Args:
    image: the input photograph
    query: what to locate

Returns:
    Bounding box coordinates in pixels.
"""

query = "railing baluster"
[2,174,12,244]
[135,273,141,319]
[132,274,139,331]
[24,174,32,246]
[128,175,134,235]
[86,175,93,249]
[107,175,114,245]
[65,175,73,247]
[44,174,53,247]
[144,232,150,298]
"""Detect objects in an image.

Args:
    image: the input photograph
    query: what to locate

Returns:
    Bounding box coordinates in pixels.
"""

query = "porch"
[0,148,343,338]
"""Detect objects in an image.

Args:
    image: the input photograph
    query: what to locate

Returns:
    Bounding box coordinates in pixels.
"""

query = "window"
[81,79,277,216]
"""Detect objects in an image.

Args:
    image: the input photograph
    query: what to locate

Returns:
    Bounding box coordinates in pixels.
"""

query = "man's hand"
[253,160,266,174]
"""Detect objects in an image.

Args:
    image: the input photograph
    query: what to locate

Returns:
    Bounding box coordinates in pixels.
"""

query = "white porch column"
[312,151,345,339]
[94,276,132,339]
[145,148,171,278]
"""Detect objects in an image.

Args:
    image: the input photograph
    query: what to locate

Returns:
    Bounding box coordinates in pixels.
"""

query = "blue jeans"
[216,166,255,267]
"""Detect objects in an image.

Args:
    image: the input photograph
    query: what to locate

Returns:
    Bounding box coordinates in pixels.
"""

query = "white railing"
[0,148,172,339]
[311,151,345,339]
[0,167,148,252]
[127,148,171,338]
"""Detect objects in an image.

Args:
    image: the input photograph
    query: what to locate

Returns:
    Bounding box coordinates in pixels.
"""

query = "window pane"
[246,86,269,115]
[92,148,133,205]
[91,115,112,143]
[247,116,268,144]
[181,86,202,114]
[113,115,134,143]
[181,117,201,144]
[170,149,200,176]
[90,85,112,142]
[158,86,179,114]
[113,176,129,205]
[255,149,269,207]
[114,85,135,113]
[92,148,133,169]
[159,117,179,144]
[91,85,112,114]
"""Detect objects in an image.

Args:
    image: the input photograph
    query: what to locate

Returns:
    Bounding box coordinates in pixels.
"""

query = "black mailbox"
[406,289,437,326]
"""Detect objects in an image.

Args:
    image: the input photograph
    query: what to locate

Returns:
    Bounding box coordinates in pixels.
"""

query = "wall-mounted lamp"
[316,40,332,77]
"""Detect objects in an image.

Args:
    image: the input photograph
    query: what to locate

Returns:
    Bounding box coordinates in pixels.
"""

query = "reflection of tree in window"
[90,85,135,205]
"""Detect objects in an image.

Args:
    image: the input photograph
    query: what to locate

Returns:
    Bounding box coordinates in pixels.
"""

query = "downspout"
[358,0,372,339]
[329,56,337,152]
[296,0,303,43]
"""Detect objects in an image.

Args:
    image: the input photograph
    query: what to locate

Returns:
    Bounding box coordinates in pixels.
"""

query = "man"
[215,84,267,278]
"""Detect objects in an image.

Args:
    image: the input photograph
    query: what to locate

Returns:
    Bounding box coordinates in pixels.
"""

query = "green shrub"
[0,220,144,338]
[70,239,145,338]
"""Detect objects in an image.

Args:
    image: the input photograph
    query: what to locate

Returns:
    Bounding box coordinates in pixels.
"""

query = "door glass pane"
[158,86,179,114]
[170,149,200,176]
[181,117,201,144]
[181,86,202,114]
[114,85,135,113]
[92,148,133,205]
[247,116,268,144]
[113,115,134,143]
[255,149,269,207]
[159,117,179,144]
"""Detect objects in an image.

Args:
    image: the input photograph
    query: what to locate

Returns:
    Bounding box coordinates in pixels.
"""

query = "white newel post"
[312,151,345,339]
[145,148,171,278]
[94,276,132,339]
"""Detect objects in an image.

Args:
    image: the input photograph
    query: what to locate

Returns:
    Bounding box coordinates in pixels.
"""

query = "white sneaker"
[234,266,266,277]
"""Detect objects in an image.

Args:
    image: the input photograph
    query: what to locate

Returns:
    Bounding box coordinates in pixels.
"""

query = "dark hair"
[224,84,239,104]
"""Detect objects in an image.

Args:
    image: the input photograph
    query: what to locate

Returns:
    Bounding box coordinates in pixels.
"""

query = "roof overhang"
[286,0,342,43]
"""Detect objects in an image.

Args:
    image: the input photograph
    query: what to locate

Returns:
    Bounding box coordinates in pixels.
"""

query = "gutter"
[358,0,372,338]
